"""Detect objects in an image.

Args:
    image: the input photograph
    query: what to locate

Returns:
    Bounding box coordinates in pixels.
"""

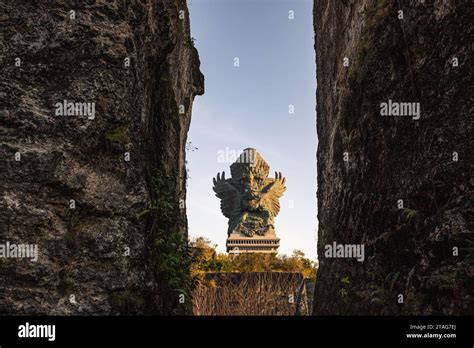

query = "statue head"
[230,148,269,210]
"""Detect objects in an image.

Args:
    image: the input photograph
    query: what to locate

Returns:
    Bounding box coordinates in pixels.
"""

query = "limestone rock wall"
[313,0,472,314]
[0,0,203,314]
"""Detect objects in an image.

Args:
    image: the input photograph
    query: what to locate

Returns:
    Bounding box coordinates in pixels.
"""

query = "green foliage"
[365,267,411,313]
[385,271,400,292]
[351,0,390,79]
[109,291,144,314]
[190,237,318,284]
[178,16,185,34]
[151,161,179,221]
[150,160,193,314]
[155,230,192,291]
[106,126,130,144]
[136,208,150,220]
[64,231,76,249]
[401,208,419,221]
[186,37,196,48]
[359,29,371,62]
[427,273,457,290]
[160,75,172,84]
[348,64,356,80]
[340,288,348,298]
[339,276,351,301]
[460,239,474,264]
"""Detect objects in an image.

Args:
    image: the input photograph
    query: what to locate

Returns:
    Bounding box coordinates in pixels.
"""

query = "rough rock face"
[313,0,472,314]
[0,0,203,314]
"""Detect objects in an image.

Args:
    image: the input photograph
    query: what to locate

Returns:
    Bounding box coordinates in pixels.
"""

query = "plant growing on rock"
[149,160,194,314]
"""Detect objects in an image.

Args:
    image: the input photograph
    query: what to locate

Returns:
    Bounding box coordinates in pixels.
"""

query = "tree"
[190,236,318,282]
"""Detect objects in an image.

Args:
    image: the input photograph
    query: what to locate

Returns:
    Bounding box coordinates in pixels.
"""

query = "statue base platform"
[226,232,280,254]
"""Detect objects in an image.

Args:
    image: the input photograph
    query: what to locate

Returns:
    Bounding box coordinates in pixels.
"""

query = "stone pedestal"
[226,231,280,254]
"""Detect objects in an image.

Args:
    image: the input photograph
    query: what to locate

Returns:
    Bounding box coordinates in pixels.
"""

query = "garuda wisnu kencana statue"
[213,148,286,238]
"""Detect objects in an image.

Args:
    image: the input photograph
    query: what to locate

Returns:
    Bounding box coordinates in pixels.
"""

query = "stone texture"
[0,0,203,314]
[313,0,472,314]
[213,148,285,253]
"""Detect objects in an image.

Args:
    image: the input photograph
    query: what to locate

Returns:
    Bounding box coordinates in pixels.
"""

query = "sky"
[186,0,318,260]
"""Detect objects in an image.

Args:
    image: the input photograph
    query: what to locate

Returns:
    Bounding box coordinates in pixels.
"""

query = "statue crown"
[230,148,269,180]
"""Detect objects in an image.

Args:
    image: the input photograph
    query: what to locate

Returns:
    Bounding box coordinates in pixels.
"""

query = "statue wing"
[262,172,286,218]
[212,172,241,219]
